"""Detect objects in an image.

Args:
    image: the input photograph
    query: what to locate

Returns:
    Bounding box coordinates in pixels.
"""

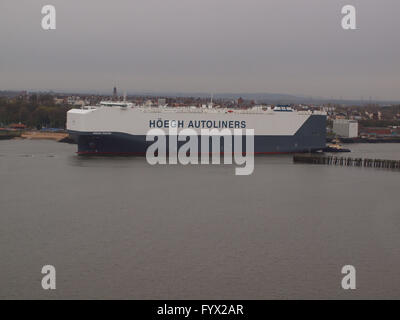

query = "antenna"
[113,84,117,101]
[207,92,214,109]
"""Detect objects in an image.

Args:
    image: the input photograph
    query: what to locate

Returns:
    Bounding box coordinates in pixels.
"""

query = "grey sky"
[0,0,399,100]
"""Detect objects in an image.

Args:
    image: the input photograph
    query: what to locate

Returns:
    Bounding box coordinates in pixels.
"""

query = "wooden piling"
[293,154,400,171]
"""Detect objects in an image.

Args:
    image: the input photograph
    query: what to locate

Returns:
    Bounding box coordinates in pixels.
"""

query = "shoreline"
[0,130,74,143]
[20,131,69,142]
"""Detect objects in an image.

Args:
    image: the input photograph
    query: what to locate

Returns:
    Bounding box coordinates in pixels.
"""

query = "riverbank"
[20,131,69,142]
[0,130,21,140]
[0,130,74,143]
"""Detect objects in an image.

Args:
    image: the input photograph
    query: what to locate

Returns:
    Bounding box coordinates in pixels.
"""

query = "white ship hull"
[67,105,326,154]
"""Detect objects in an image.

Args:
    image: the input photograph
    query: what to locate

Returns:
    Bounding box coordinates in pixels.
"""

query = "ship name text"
[149,119,247,129]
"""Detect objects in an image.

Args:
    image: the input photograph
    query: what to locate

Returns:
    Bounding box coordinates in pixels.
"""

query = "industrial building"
[333,119,359,138]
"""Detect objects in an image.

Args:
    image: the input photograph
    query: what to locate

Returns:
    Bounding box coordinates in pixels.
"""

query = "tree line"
[0,95,69,129]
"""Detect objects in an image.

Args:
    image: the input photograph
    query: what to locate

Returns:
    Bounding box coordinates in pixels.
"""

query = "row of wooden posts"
[293,154,400,170]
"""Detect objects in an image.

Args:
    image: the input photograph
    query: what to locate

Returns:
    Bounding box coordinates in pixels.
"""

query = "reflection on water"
[1,139,400,299]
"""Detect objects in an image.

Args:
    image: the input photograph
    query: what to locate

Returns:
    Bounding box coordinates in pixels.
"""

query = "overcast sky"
[0,0,399,100]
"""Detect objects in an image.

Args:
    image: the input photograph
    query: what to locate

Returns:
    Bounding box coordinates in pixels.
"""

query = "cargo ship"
[66,101,326,155]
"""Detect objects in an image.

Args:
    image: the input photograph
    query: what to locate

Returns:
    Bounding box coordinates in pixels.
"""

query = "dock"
[293,154,400,170]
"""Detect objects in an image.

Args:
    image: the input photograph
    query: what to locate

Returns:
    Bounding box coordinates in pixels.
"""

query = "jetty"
[293,154,400,170]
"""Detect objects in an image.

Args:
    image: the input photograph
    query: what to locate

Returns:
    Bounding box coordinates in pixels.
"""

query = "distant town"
[1,88,400,142]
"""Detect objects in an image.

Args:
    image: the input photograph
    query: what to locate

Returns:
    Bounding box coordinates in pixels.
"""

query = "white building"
[333,119,358,138]
[157,98,166,106]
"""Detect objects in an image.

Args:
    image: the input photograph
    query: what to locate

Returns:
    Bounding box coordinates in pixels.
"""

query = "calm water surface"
[1,140,400,299]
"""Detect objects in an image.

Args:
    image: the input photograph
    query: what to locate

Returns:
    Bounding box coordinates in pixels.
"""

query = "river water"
[1,140,400,299]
